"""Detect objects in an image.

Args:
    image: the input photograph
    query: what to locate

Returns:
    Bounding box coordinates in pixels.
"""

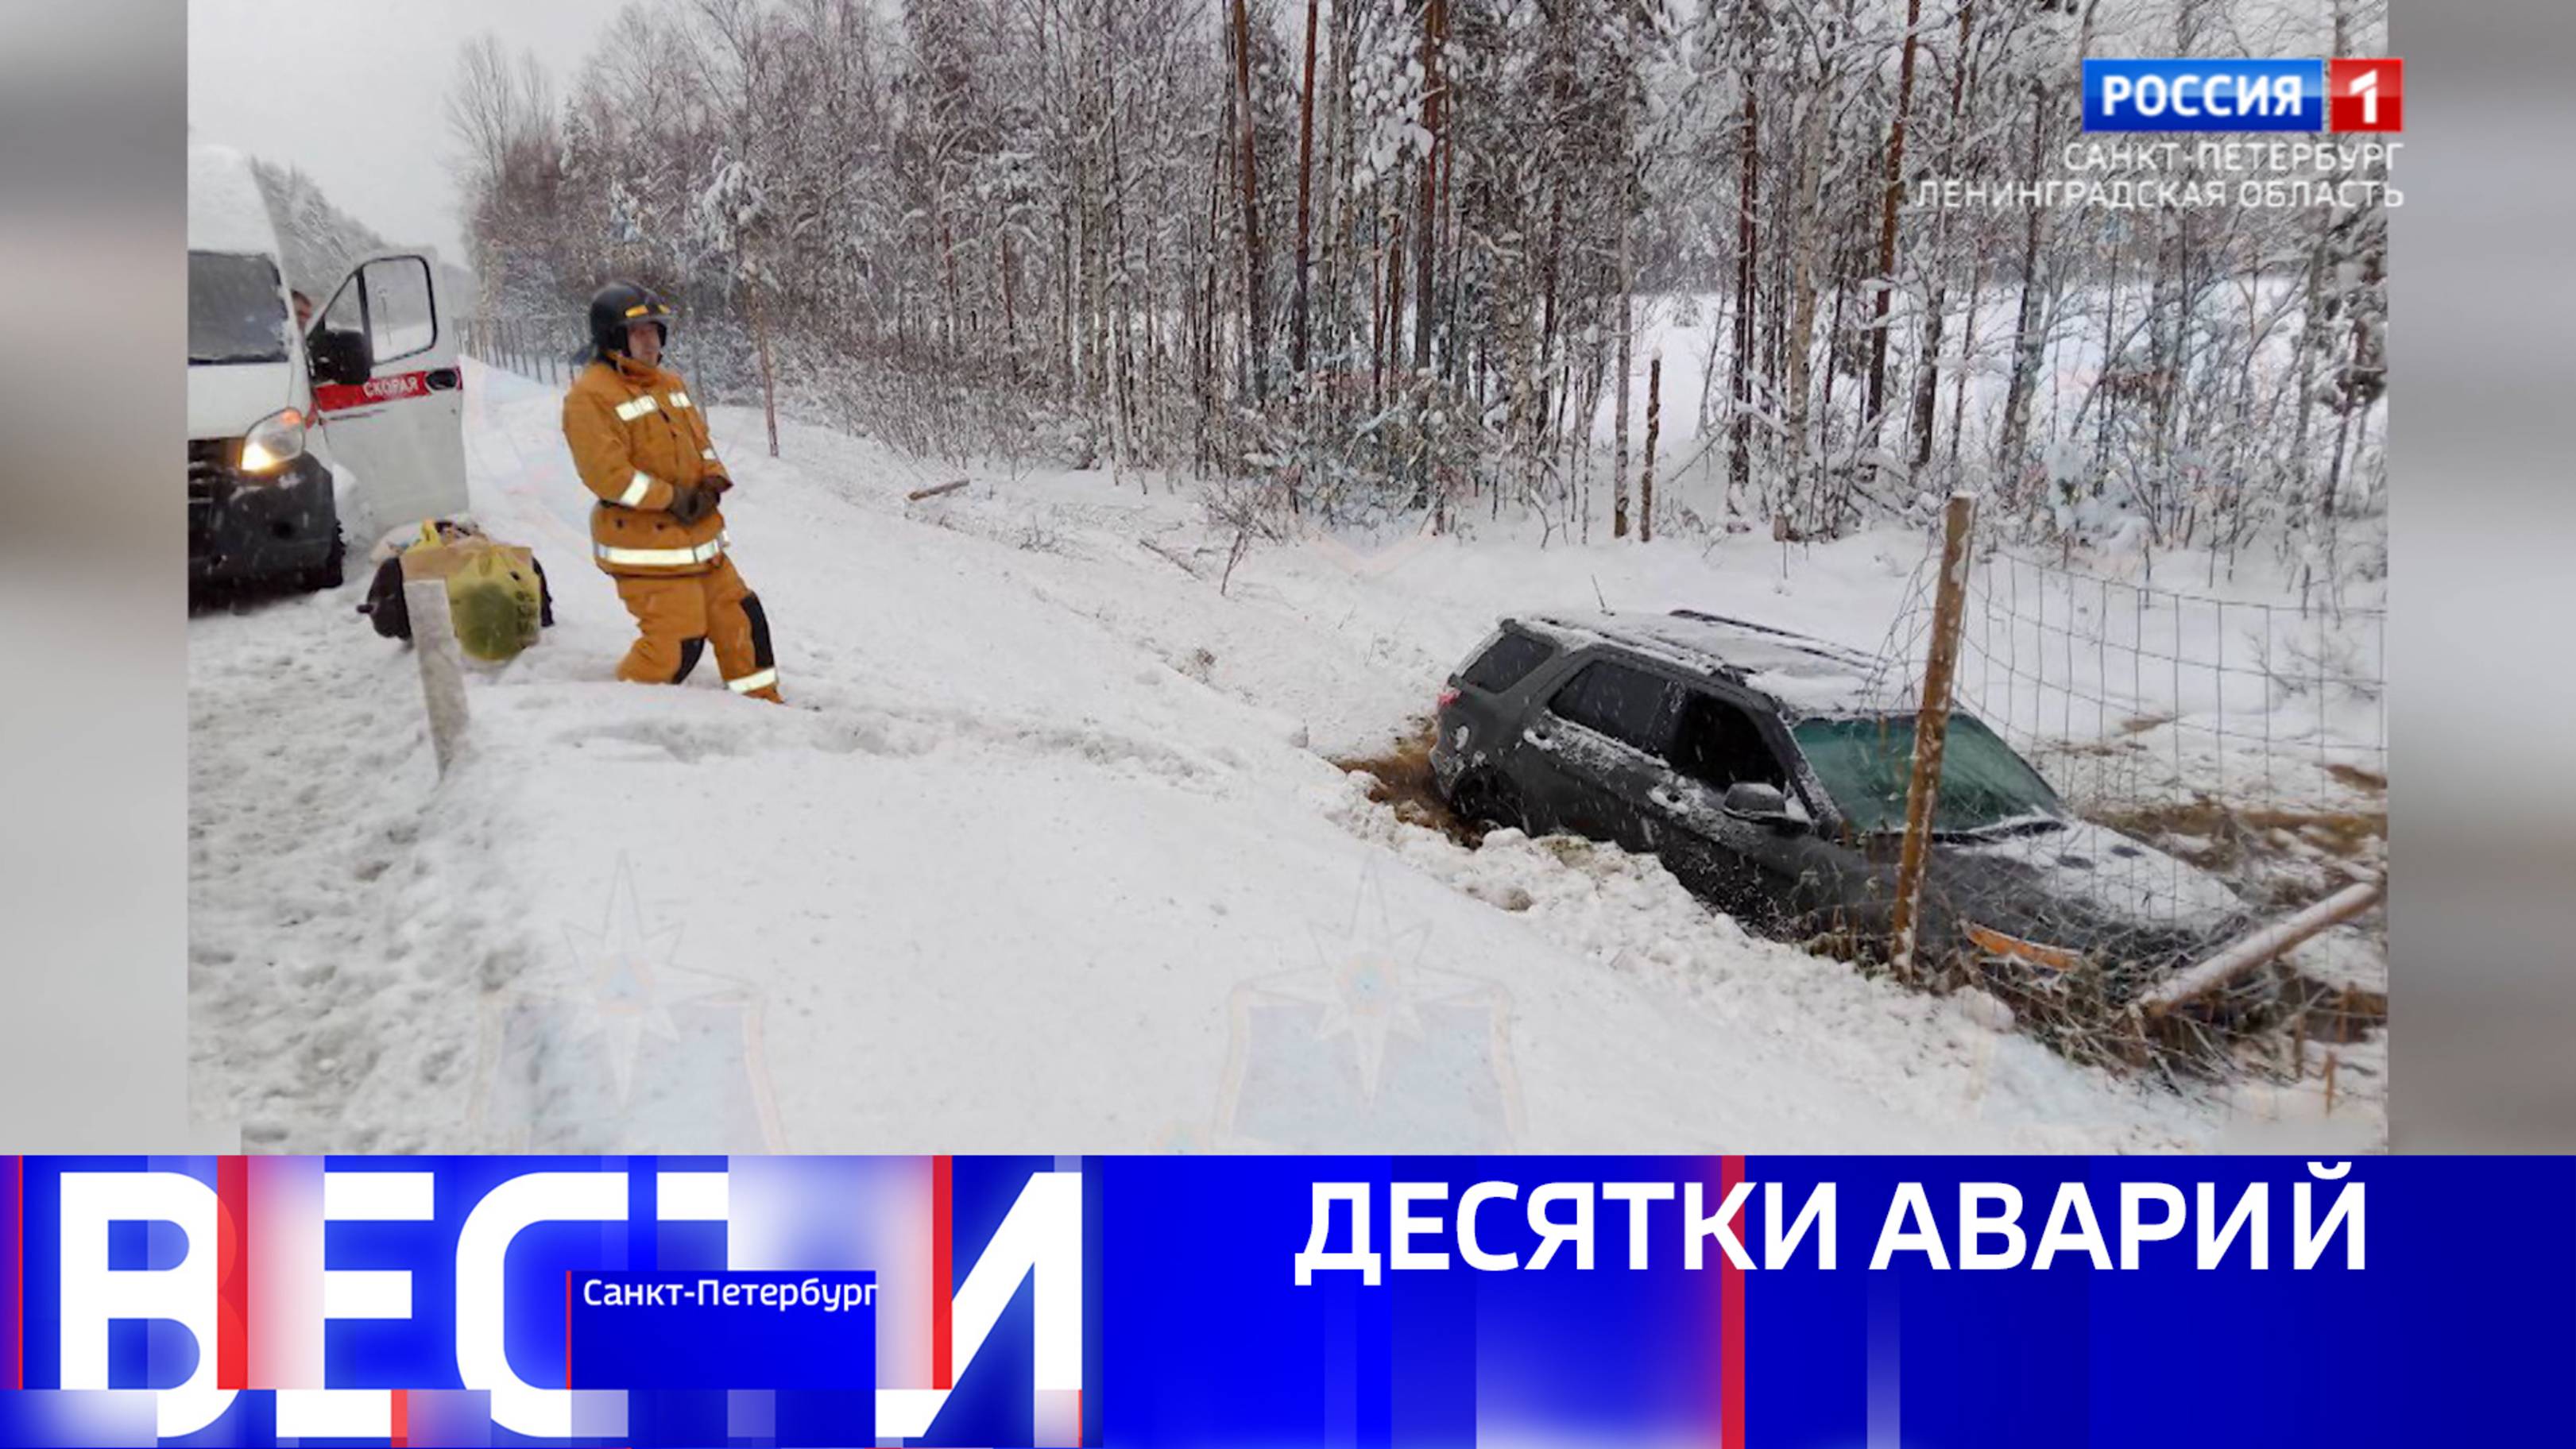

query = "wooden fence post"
[2134,877,2386,1016]
[1889,491,1976,982]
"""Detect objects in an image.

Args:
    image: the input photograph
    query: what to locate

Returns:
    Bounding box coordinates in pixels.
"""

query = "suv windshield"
[1789,713,2063,835]
[189,251,289,364]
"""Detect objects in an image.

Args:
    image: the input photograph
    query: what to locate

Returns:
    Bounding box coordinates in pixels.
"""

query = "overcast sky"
[188,0,632,265]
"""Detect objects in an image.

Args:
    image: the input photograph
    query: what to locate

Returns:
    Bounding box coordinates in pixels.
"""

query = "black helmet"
[587,281,675,359]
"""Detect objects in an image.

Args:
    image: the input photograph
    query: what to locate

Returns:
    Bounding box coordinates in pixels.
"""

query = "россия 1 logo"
[2327,57,2403,133]
[2084,58,2403,133]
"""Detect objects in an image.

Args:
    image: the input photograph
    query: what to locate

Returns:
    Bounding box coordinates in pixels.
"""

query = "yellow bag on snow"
[396,526,546,663]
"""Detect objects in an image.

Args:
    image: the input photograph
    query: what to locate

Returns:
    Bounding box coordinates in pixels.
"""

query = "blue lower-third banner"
[0,1154,2564,1445]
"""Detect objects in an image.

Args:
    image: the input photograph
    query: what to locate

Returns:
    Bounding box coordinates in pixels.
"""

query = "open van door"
[308,251,468,535]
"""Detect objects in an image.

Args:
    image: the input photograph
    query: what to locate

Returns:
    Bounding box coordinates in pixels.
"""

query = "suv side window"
[1461,628,1554,694]
[1669,689,1789,791]
[1548,659,1678,755]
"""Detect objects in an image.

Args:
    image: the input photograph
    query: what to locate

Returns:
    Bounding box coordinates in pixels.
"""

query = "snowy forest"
[445,0,2388,567]
[249,159,482,323]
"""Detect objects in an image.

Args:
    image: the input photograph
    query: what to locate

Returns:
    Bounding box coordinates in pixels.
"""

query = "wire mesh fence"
[1951,553,2384,819]
[1862,523,2387,1080]
[454,316,586,388]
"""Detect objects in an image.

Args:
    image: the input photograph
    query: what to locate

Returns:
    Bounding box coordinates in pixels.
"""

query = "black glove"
[665,484,717,525]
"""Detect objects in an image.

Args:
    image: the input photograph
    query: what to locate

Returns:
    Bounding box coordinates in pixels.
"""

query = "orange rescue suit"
[562,353,781,701]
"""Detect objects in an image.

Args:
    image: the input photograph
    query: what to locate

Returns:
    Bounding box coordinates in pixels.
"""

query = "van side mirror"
[1722,781,1804,832]
[307,327,373,388]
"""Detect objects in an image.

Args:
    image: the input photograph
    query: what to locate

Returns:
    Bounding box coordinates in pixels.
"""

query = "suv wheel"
[1452,771,1526,833]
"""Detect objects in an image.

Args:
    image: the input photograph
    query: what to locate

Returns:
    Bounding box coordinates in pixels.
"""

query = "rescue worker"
[561,281,781,701]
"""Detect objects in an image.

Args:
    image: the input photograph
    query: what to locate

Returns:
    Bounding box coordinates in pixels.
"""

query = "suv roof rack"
[1519,609,1886,715]
[1667,608,1809,639]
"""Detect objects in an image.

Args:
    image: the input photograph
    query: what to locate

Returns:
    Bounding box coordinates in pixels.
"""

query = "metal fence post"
[404,578,472,775]
[1889,490,1976,983]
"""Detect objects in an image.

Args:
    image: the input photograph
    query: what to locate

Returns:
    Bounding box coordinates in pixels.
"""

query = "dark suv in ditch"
[1428,610,2249,987]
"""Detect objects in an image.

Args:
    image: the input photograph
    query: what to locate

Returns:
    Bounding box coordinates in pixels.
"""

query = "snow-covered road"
[188,360,2368,1153]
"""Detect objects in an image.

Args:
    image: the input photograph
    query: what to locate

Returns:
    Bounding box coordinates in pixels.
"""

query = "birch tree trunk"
[1228,0,1267,400]
[1866,0,1923,435]
[1782,85,1831,530]
[1611,175,1634,539]
[1293,0,1318,384]
[1997,81,2049,485]
[1412,0,1444,373]
[1909,0,1973,471]
[1728,88,1758,510]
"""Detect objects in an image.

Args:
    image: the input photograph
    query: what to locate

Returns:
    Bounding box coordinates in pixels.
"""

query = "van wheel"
[301,532,346,593]
[1452,771,1526,834]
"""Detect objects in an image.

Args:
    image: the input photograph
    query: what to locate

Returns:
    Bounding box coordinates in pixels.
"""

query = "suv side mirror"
[307,327,373,388]
[1722,781,1804,832]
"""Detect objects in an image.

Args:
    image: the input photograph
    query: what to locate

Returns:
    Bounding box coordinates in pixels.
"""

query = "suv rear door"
[308,252,467,537]
[1443,626,1556,755]
[1514,655,1681,848]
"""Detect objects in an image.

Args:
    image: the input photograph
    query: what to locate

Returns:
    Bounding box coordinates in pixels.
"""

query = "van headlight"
[238,408,307,476]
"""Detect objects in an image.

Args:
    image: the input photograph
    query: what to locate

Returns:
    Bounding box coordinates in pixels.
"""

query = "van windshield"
[189,251,289,365]
[1789,713,2064,836]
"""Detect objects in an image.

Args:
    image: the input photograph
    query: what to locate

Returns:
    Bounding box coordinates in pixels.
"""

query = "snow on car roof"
[189,145,281,257]
[1517,609,1886,716]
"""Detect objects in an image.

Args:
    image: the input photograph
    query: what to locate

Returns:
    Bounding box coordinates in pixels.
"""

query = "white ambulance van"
[188,145,468,595]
